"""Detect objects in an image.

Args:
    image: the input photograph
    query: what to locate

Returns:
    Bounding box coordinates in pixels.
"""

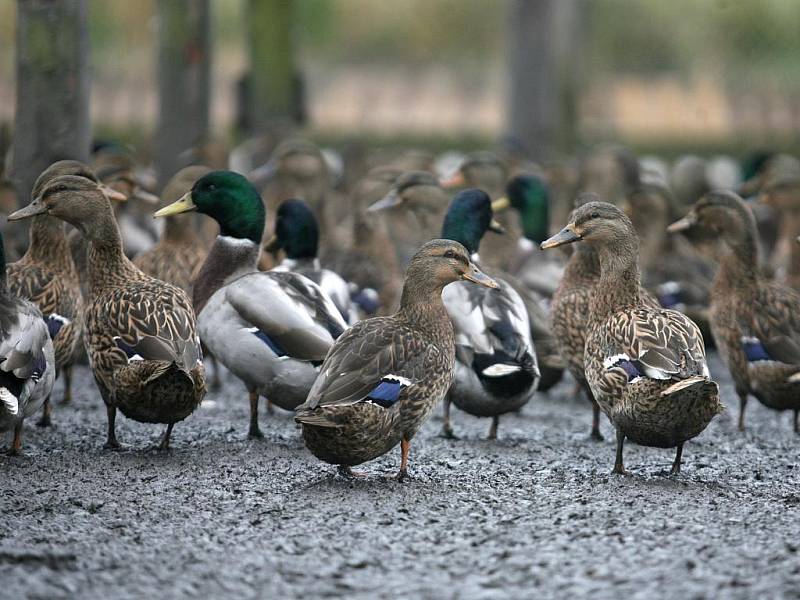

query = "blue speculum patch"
[251,329,286,357]
[741,337,771,362]
[366,380,404,408]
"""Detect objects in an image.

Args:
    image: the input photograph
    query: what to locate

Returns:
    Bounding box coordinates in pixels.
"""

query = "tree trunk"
[244,0,297,135]
[506,0,558,162]
[155,0,211,189]
[12,0,90,205]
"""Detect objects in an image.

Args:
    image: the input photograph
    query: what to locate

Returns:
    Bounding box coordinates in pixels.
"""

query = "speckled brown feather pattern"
[133,236,206,295]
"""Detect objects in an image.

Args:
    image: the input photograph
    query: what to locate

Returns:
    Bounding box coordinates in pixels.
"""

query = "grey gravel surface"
[1,354,799,599]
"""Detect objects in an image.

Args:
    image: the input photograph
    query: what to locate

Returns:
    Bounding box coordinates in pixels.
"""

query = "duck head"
[406,239,498,291]
[28,159,127,205]
[496,174,550,244]
[265,198,319,259]
[155,170,265,244]
[667,190,757,250]
[441,189,504,256]
[368,171,448,214]
[541,200,636,251]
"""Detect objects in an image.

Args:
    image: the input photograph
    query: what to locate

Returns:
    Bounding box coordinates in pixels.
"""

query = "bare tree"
[155,0,211,189]
[12,0,90,205]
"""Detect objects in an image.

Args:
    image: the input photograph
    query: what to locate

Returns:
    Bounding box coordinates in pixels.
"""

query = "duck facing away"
[669,191,800,433]
[295,239,498,481]
[0,231,56,454]
[439,189,540,439]
[155,171,347,438]
[10,176,206,449]
[6,161,90,426]
[543,201,722,475]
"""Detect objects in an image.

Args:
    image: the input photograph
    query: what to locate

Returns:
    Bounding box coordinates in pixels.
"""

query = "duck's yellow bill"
[491,197,510,212]
[154,191,196,217]
[462,263,499,289]
[99,184,128,202]
[666,214,696,233]
[540,224,581,249]
[488,218,505,234]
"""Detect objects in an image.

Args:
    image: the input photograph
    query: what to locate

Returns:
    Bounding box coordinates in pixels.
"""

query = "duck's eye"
[590,212,600,219]
[444,250,456,259]
[208,183,216,191]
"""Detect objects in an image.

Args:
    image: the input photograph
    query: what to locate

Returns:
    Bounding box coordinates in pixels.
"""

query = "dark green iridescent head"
[190,171,265,243]
[274,199,319,259]
[506,175,550,244]
[441,188,494,255]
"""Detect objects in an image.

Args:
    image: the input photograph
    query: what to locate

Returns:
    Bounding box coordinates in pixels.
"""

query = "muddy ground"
[1,353,799,599]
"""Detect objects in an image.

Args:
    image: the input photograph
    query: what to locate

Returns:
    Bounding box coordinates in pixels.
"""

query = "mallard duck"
[497,174,565,298]
[439,190,539,439]
[295,239,498,480]
[759,176,800,291]
[6,161,89,426]
[9,176,206,449]
[543,201,722,474]
[668,191,800,433]
[266,198,357,324]
[155,170,347,438]
[0,231,56,454]
[368,171,451,269]
[133,165,212,293]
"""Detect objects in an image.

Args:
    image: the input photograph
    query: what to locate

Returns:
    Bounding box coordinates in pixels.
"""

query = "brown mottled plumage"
[11,175,205,449]
[134,166,211,293]
[669,191,800,433]
[296,239,498,481]
[543,201,722,475]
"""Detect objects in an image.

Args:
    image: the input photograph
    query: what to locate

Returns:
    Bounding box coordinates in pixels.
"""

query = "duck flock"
[1,141,799,481]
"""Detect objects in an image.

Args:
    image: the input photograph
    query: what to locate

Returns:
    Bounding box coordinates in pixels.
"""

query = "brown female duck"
[543,201,722,475]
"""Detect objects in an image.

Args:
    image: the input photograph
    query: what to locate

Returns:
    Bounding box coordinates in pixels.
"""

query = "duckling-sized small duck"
[267,199,357,324]
[543,201,722,475]
[439,190,539,439]
[155,171,347,438]
[669,191,800,433]
[134,165,212,293]
[497,174,565,298]
[10,176,206,449]
[6,162,90,426]
[295,239,498,480]
[0,231,56,454]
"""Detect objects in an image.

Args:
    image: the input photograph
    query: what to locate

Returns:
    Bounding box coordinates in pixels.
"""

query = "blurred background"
[3,0,800,159]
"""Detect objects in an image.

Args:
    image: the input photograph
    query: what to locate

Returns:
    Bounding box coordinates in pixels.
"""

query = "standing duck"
[155,171,347,438]
[266,198,357,324]
[543,201,722,474]
[0,231,56,454]
[10,176,206,449]
[439,190,539,439]
[668,191,800,432]
[295,239,498,480]
[6,161,92,426]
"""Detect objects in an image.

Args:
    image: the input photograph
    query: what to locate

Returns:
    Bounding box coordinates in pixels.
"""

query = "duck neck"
[591,239,642,323]
[192,236,260,313]
[22,215,70,264]
[564,243,600,283]
[397,271,451,334]
[163,215,200,245]
[714,228,760,295]
[85,210,141,295]
[280,256,320,272]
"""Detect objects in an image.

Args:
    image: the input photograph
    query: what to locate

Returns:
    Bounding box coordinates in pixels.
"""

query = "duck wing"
[752,283,800,365]
[225,271,347,362]
[298,317,429,410]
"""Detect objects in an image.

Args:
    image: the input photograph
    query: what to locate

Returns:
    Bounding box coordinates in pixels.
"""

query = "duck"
[295,239,498,480]
[668,191,800,433]
[133,165,212,293]
[759,175,800,291]
[154,170,347,438]
[439,190,540,439]
[9,175,206,449]
[0,230,56,454]
[266,198,357,324]
[5,161,89,426]
[497,174,565,298]
[542,201,722,475]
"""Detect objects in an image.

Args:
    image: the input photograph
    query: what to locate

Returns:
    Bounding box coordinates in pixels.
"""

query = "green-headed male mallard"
[543,201,722,475]
[10,176,206,450]
[295,239,498,480]
[0,230,56,454]
[155,171,347,438]
[669,191,800,432]
[439,189,539,439]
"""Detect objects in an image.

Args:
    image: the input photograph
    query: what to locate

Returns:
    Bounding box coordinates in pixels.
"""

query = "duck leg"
[590,397,603,441]
[159,424,174,450]
[440,397,458,439]
[487,416,499,440]
[7,422,22,456]
[61,366,73,404]
[670,443,683,475]
[794,409,798,434]
[396,438,411,482]
[209,355,221,390]
[104,404,120,449]
[248,390,263,438]
[737,393,748,432]
[612,429,629,475]
[36,396,52,428]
